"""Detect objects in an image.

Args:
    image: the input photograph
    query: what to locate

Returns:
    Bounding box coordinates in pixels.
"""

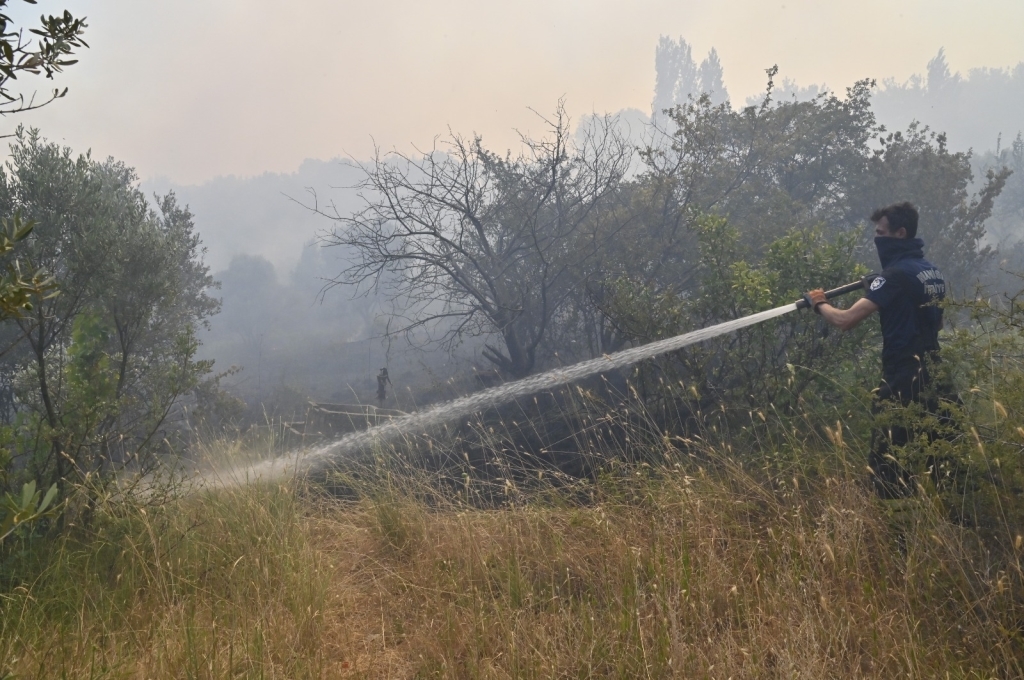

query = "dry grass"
[2,426,1021,680]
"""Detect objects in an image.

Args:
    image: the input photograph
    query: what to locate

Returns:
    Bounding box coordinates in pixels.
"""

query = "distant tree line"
[873,48,1024,154]
[652,36,729,116]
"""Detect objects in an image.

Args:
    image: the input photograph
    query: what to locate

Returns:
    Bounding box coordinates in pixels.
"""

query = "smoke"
[205,302,800,488]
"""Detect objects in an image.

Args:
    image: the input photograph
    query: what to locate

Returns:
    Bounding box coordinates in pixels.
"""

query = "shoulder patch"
[870,276,885,291]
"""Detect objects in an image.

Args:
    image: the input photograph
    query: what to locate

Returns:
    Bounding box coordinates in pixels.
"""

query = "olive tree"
[0,0,87,123]
[0,1,85,530]
[0,129,218,493]
[0,0,87,324]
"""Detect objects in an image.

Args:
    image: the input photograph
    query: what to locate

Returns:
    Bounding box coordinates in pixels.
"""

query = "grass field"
[2,417,1021,679]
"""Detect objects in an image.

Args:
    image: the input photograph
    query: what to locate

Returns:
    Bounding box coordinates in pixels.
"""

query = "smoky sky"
[8,0,1024,184]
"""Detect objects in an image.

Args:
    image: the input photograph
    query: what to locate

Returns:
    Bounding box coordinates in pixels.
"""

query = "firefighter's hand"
[803,289,828,314]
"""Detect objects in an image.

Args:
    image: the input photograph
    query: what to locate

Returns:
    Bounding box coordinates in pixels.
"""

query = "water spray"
[216,277,871,486]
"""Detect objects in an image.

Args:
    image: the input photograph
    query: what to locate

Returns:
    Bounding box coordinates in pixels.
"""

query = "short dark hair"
[870,202,918,238]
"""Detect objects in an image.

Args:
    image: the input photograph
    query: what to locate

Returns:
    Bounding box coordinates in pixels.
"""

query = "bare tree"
[316,104,632,378]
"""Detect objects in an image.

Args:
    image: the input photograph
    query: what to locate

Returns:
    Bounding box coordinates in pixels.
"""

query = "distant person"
[376,367,391,408]
[804,202,950,498]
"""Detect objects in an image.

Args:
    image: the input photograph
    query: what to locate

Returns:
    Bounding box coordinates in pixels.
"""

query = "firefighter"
[805,202,948,498]
[376,367,391,408]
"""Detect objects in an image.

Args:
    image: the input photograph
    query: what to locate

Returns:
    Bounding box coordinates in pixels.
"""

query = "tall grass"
[1,397,1022,678]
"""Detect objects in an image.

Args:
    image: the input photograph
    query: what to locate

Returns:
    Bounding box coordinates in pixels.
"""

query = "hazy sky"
[8,0,1024,185]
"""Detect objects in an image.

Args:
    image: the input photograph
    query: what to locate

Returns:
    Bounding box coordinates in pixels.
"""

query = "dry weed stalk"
[1,401,1022,678]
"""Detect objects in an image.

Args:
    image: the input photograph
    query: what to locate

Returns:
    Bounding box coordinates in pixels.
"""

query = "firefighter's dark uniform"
[863,236,947,498]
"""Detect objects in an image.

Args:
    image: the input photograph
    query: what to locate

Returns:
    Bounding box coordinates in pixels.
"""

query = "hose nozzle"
[795,274,878,310]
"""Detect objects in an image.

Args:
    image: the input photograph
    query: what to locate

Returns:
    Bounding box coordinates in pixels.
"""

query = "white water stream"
[208,302,800,487]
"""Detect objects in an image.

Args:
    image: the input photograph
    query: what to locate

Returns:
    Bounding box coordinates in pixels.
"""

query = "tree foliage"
[0,129,218,498]
[852,123,1009,289]
[602,216,872,416]
[0,1,87,539]
[0,212,53,318]
[0,0,87,120]
[327,69,1009,388]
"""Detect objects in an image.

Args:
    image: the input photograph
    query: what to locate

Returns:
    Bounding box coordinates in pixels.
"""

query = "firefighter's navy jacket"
[864,236,945,378]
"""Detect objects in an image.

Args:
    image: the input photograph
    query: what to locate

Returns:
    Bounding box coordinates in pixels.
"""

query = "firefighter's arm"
[817,296,879,331]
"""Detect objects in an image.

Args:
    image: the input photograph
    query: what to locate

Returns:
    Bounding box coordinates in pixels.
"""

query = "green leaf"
[13,219,35,240]
[37,483,57,513]
[19,479,36,509]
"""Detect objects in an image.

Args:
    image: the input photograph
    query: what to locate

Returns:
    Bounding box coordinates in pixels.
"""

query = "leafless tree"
[315,103,632,377]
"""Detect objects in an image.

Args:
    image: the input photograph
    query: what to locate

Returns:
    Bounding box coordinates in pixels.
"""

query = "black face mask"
[875,236,925,269]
